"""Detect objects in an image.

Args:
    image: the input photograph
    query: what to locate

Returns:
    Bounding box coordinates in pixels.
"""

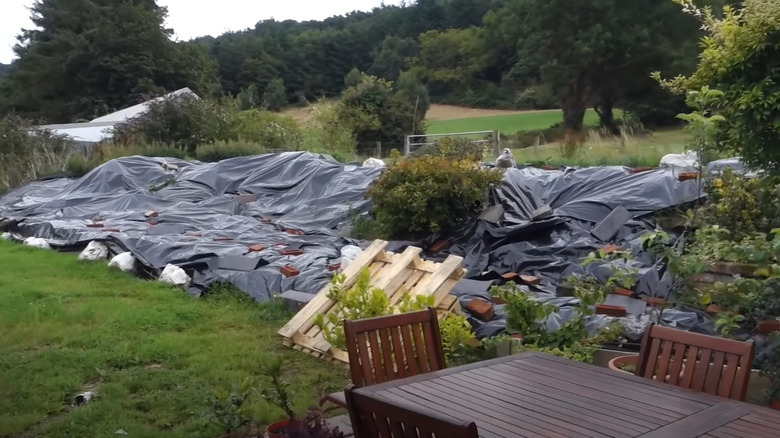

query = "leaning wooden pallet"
[278,240,465,364]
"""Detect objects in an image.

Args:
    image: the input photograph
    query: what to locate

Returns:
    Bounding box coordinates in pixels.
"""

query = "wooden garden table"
[354,351,780,438]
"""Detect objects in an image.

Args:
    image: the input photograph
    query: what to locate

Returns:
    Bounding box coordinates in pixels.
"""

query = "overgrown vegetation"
[0,242,347,437]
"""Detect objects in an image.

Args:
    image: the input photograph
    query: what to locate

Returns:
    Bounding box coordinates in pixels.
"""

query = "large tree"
[1,0,218,122]
[483,0,704,139]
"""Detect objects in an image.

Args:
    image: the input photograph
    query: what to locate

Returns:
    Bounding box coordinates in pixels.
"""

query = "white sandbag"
[24,237,51,249]
[660,150,698,168]
[1,232,12,240]
[108,252,136,272]
[340,245,363,270]
[159,264,190,287]
[362,158,386,168]
[78,241,109,261]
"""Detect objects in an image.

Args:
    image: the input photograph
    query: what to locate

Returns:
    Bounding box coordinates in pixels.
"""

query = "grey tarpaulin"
[0,156,709,335]
[0,152,382,300]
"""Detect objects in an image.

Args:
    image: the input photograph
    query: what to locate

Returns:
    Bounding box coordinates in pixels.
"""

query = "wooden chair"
[320,307,446,411]
[636,323,755,401]
[345,385,479,438]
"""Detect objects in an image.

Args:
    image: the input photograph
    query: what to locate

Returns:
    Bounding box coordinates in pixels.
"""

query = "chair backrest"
[345,385,479,438]
[636,323,755,401]
[344,307,446,388]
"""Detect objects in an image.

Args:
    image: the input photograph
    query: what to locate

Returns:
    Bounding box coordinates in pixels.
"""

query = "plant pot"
[267,419,291,438]
[770,399,780,411]
[608,355,639,374]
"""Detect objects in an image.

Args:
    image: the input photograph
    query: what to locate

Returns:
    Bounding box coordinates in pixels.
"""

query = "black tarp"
[0,153,709,334]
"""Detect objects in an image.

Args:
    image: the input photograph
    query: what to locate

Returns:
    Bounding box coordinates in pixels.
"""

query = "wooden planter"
[755,320,780,334]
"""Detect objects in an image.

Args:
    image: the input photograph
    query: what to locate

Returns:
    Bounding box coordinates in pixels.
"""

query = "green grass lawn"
[511,128,690,168]
[425,109,602,135]
[0,241,347,438]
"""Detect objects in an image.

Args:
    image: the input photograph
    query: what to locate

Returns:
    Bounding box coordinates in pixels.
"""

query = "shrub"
[0,116,72,192]
[301,99,356,160]
[261,78,287,111]
[227,110,302,151]
[702,168,780,238]
[413,137,488,161]
[195,141,267,162]
[368,156,501,238]
[65,154,101,177]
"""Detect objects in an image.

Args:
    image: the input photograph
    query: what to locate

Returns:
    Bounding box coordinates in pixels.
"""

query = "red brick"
[281,248,304,256]
[600,244,620,255]
[614,287,635,298]
[501,271,519,280]
[519,275,541,286]
[248,244,265,252]
[281,265,300,277]
[630,166,654,174]
[213,237,234,242]
[678,172,701,181]
[491,296,507,305]
[86,223,104,228]
[429,240,449,254]
[285,228,304,236]
[261,218,273,224]
[595,304,627,318]
[643,296,666,307]
[328,263,341,271]
[706,304,724,315]
[101,228,121,233]
[466,299,495,321]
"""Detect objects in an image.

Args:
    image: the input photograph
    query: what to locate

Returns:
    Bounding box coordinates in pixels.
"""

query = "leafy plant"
[284,407,345,438]
[413,137,488,161]
[491,282,556,344]
[438,312,477,365]
[207,378,255,433]
[759,332,780,402]
[314,269,392,350]
[714,313,745,337]
[259,357,296,420]
[567,249,638,311]
[367,155,501,238]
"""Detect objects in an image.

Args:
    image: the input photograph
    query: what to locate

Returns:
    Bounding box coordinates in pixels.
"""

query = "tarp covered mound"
[0,153,710,335]
[443,166,710,338]
[0,152,382,299]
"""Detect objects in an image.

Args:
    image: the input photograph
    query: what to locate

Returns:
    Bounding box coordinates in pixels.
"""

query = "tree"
[1,0,219,122]
[410,29,484,96]
[484,0,704,140]
[262,78,287,111]
[368,36,418,81]
[344,68,364,87]
[658,0,780,170]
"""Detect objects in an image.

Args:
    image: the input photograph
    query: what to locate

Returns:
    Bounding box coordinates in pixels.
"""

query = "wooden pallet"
[278,240,465,364]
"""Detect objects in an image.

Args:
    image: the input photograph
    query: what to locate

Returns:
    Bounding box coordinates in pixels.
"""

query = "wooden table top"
[356,352,780,438]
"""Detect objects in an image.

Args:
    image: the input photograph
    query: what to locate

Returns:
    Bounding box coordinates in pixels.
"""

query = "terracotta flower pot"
[267,419,291,438]
[608,355,638,374]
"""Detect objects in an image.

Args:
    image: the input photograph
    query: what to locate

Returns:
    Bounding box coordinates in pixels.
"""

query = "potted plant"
[608,355,638,374]
[260,358,344,438]
[207,378,255,438]
[759,332,780,410]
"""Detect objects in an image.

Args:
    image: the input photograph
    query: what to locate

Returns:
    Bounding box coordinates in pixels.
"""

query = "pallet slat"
[278,240,465,364]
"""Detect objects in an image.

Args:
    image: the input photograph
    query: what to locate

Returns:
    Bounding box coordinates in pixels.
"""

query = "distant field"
[426,109,601,135]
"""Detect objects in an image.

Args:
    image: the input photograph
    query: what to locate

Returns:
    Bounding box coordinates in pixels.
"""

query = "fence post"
[492,130,501,156]
[376,141,381,158]
[404,135,411,156]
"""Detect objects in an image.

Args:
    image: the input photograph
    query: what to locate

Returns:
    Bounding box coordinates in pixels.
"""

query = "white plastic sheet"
[78,241,109,261]
[108,252,136,272]
[159,264,191,287]
[23,237,50,249]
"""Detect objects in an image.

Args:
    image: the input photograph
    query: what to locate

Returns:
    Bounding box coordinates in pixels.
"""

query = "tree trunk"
[594,97,620,136]
[562,101,586,151]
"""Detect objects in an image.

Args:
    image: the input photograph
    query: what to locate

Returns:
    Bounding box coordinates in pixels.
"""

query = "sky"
[0,0,406,63]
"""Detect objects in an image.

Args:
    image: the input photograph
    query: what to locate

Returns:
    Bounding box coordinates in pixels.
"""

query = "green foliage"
[702,169,780,237]
[568,250,638,310]
[759,332,780,401]
[237,84,259,110]
[1,0,218,122]
[344,68,364,88]
[260,357,297,420]
[438,313,477,365]
[675,86,726,165]
[367,155,501,238]
[492,283,556,343]
[0,116,72,192]
[227,109,303,150]
[301,99,356,161]
[660,0,780,170]
[413,137,488,161]
[368,36,418,81]
[195,141,267,162]
[262,78,288,111]
[207,378,254,433]
[314,270,392,350]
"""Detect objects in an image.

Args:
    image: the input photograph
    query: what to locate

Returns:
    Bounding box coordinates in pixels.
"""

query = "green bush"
[413,137,488,161]
[368,156,501,238]
[65,154,101,177]
[227,110,302,151]
[195,141,267,162]
[0,116,72,192]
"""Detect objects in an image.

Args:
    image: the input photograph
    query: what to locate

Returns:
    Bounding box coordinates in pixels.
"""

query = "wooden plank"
[278,240,388,339]
[638,404,754,438]
[406,255,464,299]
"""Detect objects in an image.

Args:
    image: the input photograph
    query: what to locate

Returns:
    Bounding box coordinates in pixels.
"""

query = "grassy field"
[0,241,347,438]
[512,129,690,168]
[425,109,602,135]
